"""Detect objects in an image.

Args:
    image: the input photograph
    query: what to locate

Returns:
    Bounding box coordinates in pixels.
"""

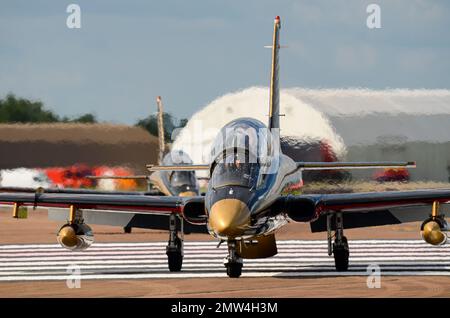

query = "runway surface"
[0,240,449,282]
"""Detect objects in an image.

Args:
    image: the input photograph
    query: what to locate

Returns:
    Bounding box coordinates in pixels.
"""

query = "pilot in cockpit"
[211,151,259,189]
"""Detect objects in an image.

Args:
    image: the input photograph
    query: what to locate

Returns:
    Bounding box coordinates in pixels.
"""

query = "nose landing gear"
[224,240,243,278]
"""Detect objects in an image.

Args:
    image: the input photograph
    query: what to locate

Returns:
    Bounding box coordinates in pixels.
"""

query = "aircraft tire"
[167,237,183,272]
[333,236,349,271]
[226,262,243,278]
[168,251,183,272]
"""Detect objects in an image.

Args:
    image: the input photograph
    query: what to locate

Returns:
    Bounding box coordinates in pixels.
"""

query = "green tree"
[136,112,187,142]
[178,118,188,128]
[0,94,59,123]
[72,113,97,123]
[0,94,97,124]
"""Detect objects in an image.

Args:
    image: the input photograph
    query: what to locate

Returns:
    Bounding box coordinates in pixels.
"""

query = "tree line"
[0,94,97,123]
[0,94,187,139]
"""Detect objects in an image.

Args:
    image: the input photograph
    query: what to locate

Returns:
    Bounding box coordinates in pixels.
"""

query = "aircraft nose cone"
[209,199,250,237]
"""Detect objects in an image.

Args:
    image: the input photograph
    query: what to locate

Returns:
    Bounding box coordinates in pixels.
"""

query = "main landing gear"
[167,213,184,272]
[224,240,243,278]
[327,212,349,271]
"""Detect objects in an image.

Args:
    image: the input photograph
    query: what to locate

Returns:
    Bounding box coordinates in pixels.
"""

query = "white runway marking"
[0,240,448,281]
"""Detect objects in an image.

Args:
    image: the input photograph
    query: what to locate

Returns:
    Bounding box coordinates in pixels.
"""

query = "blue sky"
[1,0,449,124]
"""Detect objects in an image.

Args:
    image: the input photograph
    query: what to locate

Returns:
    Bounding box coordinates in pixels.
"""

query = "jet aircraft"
[87,96,199,198]
[0,16,449,278]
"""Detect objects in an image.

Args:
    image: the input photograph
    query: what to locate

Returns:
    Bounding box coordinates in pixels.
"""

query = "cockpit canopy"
[163,150,193,166]
[210,150,259,189]
[169,171,197,188]
[162,150,198,193]
[209,118,274,165]
[209,118,278,190]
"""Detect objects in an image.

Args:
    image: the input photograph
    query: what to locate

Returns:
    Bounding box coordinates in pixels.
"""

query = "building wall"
[346,142,450,182]
[0,124,158,172]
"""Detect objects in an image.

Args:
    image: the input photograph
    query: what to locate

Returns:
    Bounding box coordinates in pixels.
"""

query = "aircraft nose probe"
[208,199,251,238]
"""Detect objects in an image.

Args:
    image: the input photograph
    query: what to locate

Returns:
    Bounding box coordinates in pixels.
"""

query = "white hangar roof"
[173,87,450,163]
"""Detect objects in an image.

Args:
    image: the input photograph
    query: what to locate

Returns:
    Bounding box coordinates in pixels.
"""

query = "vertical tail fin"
[268,16,281,131]
[156,96,165,165]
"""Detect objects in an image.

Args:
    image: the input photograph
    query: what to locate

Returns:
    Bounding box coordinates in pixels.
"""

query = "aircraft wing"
[0,190,207,233]
[0,186,161,195]
[278,189,450,232]
[296,161,416,171]
[147,164,210,171]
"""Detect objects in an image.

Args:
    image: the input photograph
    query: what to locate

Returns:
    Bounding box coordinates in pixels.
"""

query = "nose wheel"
[226,262,243,278]
[224,240,243,278]
[166,213,184,272]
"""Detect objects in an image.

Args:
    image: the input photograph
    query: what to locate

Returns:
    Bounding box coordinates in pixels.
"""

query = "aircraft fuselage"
[204,118,302,240]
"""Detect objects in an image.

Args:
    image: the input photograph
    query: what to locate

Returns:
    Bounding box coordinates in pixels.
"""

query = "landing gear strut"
[224,240,243,278]
[166,213,184,272]
[327,212,349,271]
